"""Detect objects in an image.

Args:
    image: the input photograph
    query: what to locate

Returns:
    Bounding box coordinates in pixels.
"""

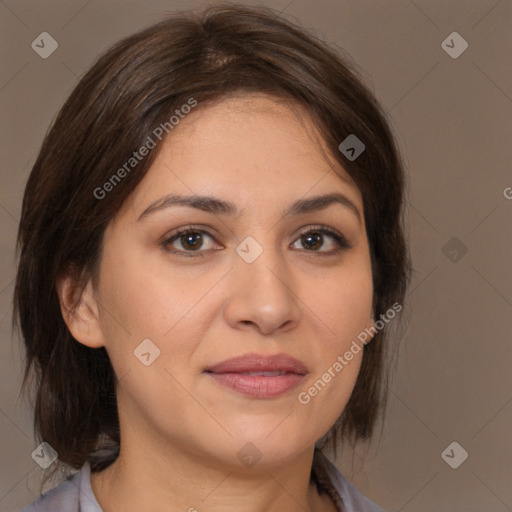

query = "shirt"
[21,450,385,512]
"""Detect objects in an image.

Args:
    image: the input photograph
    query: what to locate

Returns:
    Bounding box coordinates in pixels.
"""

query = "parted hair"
[14,2,411,479]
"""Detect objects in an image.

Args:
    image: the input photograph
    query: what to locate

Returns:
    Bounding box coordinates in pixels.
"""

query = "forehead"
[121,93,362,218]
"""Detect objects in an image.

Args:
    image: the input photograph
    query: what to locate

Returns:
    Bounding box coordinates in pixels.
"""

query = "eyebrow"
[137,192,362,224]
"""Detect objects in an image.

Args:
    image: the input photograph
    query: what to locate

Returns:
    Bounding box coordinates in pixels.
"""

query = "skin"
[58,94,376,512]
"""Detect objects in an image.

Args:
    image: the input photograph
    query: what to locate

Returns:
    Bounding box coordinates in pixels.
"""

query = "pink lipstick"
[204,353,308,398]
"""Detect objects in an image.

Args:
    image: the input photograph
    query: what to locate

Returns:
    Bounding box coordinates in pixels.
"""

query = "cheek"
[96,245,213,340]
[94,246,228,385]
[305,262,373,346]
[298,262,372,411]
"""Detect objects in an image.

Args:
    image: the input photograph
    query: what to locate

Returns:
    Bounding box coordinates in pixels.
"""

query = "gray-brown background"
[0,1,511,511]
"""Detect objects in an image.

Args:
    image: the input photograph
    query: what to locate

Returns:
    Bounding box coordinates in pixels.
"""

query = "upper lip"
[204,353,308,375]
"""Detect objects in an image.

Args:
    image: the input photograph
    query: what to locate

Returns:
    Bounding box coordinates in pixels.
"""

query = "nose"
[223,243,301,335]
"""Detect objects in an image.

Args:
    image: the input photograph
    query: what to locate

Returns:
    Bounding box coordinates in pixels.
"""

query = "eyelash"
[161,224,351,258]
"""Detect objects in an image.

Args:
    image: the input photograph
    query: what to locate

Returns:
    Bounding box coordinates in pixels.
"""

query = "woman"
[14,4,411,511]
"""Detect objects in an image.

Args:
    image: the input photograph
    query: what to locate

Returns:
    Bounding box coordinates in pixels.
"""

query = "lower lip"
[206,372,305,398]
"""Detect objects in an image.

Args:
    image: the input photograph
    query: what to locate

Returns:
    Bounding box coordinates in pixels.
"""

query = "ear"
[56,270,105,349]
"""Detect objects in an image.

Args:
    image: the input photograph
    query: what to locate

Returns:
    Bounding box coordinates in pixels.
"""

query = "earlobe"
[56,272,105,349]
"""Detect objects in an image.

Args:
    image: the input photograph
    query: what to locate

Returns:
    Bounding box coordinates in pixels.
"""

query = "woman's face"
[83,94,375,468]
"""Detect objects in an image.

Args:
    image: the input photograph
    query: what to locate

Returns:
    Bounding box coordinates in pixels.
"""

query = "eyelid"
[161,224,220,240]
[292,224,352,252]
[161,225,221,255]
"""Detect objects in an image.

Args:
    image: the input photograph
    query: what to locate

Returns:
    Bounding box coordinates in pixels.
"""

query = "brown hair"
[14,2,411,479]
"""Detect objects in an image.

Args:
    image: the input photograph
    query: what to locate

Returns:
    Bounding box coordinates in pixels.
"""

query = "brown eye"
[163,228,219,255]
[300,232,323,250]
[179,232,204,250]
[291,226,351,253]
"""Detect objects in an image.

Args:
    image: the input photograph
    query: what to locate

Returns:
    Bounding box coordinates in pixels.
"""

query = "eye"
[162,224,351,258]
[291,225,351,254]
[162,227,220,256]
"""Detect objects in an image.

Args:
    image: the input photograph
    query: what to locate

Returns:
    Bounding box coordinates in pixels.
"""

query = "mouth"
[203,353,308,398]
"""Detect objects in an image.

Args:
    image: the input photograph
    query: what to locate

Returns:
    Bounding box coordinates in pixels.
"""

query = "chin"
[221,428,315,468]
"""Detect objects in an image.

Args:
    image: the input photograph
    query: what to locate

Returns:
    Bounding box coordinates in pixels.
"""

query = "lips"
[205,353,308,375]
[204,353,308,398]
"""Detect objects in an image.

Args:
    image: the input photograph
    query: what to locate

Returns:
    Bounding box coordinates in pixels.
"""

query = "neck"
[90,438,336,512]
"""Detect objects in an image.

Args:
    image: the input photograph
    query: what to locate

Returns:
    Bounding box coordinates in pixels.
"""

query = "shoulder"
[20,463,100,512]
[316,450,388,512]
[20,471,81,512]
